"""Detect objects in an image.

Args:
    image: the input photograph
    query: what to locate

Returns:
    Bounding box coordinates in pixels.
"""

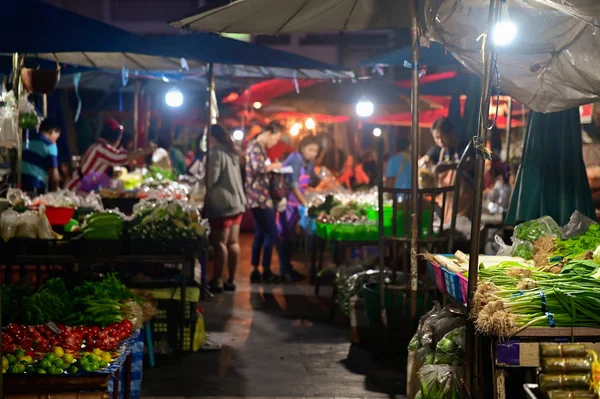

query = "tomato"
[4,334,14,344]
[121,320,133,334]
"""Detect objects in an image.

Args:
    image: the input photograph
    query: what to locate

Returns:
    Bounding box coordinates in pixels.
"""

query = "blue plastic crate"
[442,267,463,303]
[426,262,436,283]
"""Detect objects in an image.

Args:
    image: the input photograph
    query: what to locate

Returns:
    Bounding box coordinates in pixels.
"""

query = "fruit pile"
[2,346,115,375]
[2,320,133,354]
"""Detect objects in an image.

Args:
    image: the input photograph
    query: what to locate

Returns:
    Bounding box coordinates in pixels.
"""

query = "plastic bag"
[513,216,562,242]
[562,210,597,239]
[335,267,390,316]
[0,209,19,241]
[418,365,466,399]
[434,326,465,366]
[36,206,54,239]
[495,235,534,260]
[495,235,513,256]
[18,97,40,130]
[15,211,39,239]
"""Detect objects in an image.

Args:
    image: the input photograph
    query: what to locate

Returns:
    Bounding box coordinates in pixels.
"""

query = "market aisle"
[142,233,394,398]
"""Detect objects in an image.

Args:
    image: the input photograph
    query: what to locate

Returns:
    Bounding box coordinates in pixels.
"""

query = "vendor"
[280,135,321,282]
[22,118,61,194]
[419,118,459,168]
[66,118,155,192]
[385,137,412,189]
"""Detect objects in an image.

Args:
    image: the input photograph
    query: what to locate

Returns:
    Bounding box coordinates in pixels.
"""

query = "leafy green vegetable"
[555,224,600,257]
[308,195,341,217]
[560,260,600,276]
[513,241,534,259]
[514,216,561,242]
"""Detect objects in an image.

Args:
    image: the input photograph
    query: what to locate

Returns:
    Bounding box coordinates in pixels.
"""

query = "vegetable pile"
[128,201,207,241]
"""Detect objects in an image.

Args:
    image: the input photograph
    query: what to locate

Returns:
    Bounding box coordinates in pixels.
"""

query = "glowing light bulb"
[373,128,382,137]
[253,101,262,109]
[356,100,374,117]
[305,117,315,130]
[232,130,244,141]
[165,88,183,107]
[492,3,517,47]
[290,123,302,136]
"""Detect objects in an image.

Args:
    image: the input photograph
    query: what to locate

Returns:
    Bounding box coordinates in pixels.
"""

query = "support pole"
[409,0,420,319]
[12,53,21,188]
[505,97,513,163]
[133,80,141,150]
[42,94,48,118]
[204,63,215,195]
[377,134,386,327]
[465,0,502,394]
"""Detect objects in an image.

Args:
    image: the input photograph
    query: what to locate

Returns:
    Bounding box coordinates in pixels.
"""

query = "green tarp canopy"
[505,108,595,226]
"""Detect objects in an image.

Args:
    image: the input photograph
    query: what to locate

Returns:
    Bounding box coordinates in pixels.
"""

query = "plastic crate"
[457,273,469,304]
[442,268,463,303]
[150,299,198,352]
[430,262,446,294]
[426,261,437,283]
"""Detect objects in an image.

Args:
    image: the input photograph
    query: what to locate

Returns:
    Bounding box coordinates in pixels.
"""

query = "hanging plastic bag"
[562,210,598,239]
[18,97,40,130]
[434,326,466,366]
[513,216,562,242]
[418,365,466,399]
[0,209,19,241]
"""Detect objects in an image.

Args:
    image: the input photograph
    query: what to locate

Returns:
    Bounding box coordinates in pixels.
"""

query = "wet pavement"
[142,234,403,398]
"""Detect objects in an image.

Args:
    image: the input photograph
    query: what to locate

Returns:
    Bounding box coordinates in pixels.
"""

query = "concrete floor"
[142,234,403,398]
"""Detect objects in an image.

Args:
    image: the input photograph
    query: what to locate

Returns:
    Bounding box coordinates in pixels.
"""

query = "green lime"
[39,359,51,369]
[6,354,16,365]
[53,359,66,369]
[37,368,47,374]
[48,366,57,375]
[15,364,25,373]
[98,360,108,369]
[83,364,93,373]
[67,366,79,374]
[78,357,90,368]
[7,365,19,374]
[26,366,35,373]
[45,353,57,362]
[19,360,29,366]
[91,363,99,371]
[14,349,25,359]
[54,368,64,374]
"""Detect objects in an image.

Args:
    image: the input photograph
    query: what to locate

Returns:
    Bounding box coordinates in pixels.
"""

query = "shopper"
[419,118,459,168]
[279,135,321,282]
[66,118,155,191]
[320,136,346,175]
[22,118,61,194]
[245,122,284,284]
[206,124,246,292]
[385,137,412,189]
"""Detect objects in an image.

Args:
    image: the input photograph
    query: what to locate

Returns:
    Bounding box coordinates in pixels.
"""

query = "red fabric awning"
[224,79,320,106]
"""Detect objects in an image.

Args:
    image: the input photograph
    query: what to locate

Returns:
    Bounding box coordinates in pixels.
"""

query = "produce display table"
[0,241,206,352]
[4,331,140,399]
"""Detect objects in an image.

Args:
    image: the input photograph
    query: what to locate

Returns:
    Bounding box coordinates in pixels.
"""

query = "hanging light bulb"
[253,101,262,110]
[232,129,244,141]
[356,100,374,118]
[373,128,382,137]
[305,117,315,130]
[165,87,183,107]
[290,123,302,136]
[492,1,517,47]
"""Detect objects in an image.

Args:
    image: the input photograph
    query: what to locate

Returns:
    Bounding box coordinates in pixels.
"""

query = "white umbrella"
[171,0,412,33]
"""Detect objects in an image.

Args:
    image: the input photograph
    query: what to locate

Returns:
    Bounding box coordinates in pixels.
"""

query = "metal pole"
[409,0,420,320]
[377,134,386,327]
[42,94,48,118]
[133,80,141,150]
[505,97,513,163]
[12,53,21,189]
[465,0,502,394]
[205,63,215,194]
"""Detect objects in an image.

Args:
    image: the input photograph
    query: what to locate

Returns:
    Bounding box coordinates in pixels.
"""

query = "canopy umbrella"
[505,108,594,226]
[171,0,427,325]
[171,0,414,33]
[223,79,321,106]
[267,79,434,117]
[360,42,459,67]
[423,0,600,113]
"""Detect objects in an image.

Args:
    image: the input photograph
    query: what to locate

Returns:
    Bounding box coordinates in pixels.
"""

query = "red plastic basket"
[45,206,75,225]
[457,273,469,304]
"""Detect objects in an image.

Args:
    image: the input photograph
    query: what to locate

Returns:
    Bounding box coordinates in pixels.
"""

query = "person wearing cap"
[66,118,155,191]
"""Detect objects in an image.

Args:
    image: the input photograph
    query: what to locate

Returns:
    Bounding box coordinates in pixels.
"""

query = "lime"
[45,353,57,362]
[48,366,58,375]
[54,368,64,374]
[67,365,79,374]
[78,357,90,368]
[14,349,25,359]
[26,366,35,373]
[90,363,99,371]
[15,364,25,373]
[62,354,75,365]
[87,354,99,364]
[37,368,47,374]
[53,359,66,369]
[7,365,19,374]
[53,347,65,359]
[83,364,93,373]
[38,359,51,369]
[98,360,108,369]
[6,354,16,365]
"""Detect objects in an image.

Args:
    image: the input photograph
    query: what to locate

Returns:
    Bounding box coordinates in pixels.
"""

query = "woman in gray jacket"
[206,123,247,292]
